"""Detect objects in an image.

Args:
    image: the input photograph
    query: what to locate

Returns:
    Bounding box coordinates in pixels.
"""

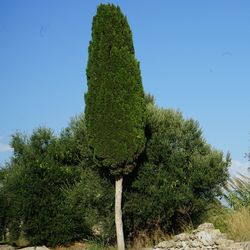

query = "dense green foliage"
[1,128,82,245]
[85,4,145,175]
[0,102,230,246]
[0,116,117,246]
[123,104,230,236]
[65,167,115,244]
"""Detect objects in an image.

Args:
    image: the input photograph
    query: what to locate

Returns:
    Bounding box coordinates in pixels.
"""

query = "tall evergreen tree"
[85,4,145,249]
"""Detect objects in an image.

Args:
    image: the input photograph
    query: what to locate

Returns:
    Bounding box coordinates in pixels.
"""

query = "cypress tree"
[85,4,145,249]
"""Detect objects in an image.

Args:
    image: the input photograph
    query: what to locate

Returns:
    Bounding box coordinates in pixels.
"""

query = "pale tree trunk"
[115,176,125,250]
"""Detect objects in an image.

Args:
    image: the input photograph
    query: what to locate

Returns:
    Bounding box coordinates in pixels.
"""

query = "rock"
[231,242,250,250]
[195,230,215,246]
[215,239,234,247]
[20,247,50,250]
[173,233,191,242]
[191,239,202,248]
[195,229,222,247]
[153,223,250,250]
[0,245,15,250]
[157,240,175,248]
[197,223,215,231]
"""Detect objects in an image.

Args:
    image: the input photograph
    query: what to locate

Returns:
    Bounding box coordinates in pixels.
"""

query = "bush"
[1,115,114,246]
[1,127,84,246]
[202,200,230,233]
[64,166,115,244]
[123,104,230,238]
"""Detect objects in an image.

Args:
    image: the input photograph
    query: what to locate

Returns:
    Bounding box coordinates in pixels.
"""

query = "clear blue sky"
[0,0,250,175]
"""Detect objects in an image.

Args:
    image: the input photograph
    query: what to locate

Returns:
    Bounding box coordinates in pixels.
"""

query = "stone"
[191,239,202,248]
[231,242,250,250]
[157,240,175,248]
[152,223,250,250]
[197,223,215,231]
[20,247,50,250]
[173,233,191,242]
[0,245,15,250]
[215,239,234,247]
[195,230,216,246]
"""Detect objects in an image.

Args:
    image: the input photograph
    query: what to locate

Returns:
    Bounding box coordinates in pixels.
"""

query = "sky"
[0,0,250,176]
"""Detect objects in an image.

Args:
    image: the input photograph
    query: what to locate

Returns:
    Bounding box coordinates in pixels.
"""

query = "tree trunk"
[115,176,125,250]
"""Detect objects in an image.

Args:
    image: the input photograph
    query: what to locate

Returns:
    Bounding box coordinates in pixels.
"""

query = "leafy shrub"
[1,115,114,246]
[202,200,230,233]
[2,127,83,246]
[64,166,115,244]
[123,105,230,238]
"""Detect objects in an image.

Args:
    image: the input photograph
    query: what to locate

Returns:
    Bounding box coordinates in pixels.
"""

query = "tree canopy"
[123,104,230,235]
[85,4,146,175]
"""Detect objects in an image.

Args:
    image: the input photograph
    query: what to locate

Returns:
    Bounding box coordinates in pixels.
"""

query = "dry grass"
[226,206,250,242]
[130,227,171,249]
